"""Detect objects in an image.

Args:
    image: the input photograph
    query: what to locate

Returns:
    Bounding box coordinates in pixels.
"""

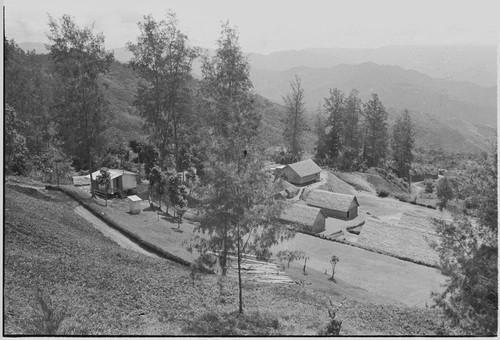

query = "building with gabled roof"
[279,159,322,185]
[302,188,359,220]
[280,203,326,233]
[89,169,138,197]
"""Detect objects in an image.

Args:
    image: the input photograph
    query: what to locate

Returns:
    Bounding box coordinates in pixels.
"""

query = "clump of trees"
[4,105,30,175]
[432,150,497,335]
[436,176,454,209]
[315,89,398,172]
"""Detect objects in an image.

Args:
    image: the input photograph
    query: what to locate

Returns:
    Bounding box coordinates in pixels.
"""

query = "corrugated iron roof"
[127,195,142,202]
[284,159,322,177]
[302,188,359,212]
[280,203,325,227]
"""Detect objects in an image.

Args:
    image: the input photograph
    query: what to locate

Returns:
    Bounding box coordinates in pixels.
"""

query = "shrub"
[424,180,434,193]
[25,288,67,335]
[377,189,390,198]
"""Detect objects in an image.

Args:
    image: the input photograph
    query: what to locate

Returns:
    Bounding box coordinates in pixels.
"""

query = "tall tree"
[127,12,198,171]
[314,110,328,162]
[391,109,415,179]
[197,155,290,314]
[323,88,344,163]
[362,93,389,167]
[432,152,497,335]
[47,14,114,197]
[5,39,55,155]
[197,23,290,314]
[341,89,362,169]
[282,75,306,162]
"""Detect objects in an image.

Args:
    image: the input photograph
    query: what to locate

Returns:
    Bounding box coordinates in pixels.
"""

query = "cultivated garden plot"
[356,218,439,267]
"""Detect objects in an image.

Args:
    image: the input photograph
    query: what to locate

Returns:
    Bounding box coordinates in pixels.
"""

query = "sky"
[4,0,499,54]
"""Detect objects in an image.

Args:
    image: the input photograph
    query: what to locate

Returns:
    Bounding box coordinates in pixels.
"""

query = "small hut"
[128,195,143,214]
[278,159,322,185]
[90,169,138,197]
[302,189,359,220]
[280,203,326,233]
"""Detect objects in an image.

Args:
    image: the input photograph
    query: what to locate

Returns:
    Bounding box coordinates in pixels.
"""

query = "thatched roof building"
[279,159,322,185]
[302,188,359,220]
[280,203,326,233]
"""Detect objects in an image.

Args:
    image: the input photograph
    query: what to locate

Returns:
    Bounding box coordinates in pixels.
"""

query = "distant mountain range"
[248,45,497,88]
[251,62,497,127]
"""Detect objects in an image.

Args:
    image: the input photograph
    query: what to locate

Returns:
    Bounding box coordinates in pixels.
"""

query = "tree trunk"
[237,225,243,314]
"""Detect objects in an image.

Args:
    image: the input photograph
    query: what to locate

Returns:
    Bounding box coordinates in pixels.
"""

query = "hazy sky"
[4,0,499,54]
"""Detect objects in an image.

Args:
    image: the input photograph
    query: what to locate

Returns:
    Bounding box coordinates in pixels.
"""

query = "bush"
[25,288,67,335]
[377,189,390,198]
[424,180,434,193]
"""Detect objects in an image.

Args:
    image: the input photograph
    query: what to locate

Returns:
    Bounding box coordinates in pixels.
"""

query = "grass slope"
[4,185,442,335]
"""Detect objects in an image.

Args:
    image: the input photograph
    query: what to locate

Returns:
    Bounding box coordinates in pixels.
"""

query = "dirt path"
[73,205,160,259]
[410,182,424,202]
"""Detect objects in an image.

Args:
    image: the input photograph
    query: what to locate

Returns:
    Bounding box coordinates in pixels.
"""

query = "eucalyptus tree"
[362,93,389,167]
[197,22,290,314]
[323,88,344,163]
[341,89,363,169]
[391,109,414,179]
[47,14,114,197]
[127,11,199,171]
[282,75,306,162]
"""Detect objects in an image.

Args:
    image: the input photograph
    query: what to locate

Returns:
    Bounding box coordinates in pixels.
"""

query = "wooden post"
[56,161,59,187]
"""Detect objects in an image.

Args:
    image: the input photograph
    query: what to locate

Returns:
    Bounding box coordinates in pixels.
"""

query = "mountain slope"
[249,45,497,87]
[13,45,495,155]
[250,63,496,127]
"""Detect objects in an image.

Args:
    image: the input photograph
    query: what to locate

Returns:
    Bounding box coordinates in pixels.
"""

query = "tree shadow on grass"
[143,205,157,212]
[328,277,338,284]
[161,213,178,223]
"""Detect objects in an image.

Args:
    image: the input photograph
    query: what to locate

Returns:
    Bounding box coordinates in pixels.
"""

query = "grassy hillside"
[4,184,443,335]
